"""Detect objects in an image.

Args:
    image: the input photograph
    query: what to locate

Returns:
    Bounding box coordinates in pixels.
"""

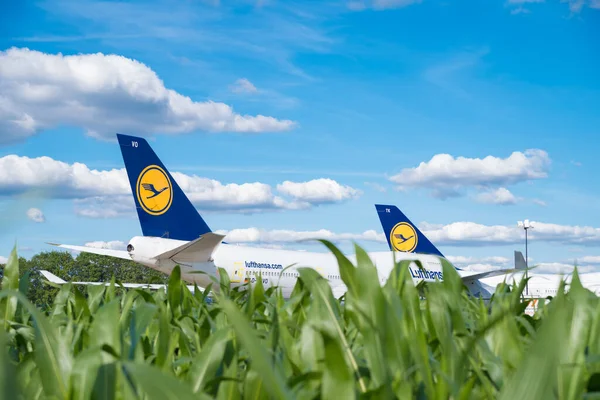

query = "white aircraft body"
[483,271,600,298]
[44,134,523,299]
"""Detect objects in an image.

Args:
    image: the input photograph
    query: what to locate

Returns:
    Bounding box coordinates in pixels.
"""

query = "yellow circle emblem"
[390,222,418,252]
[136,165,173,216]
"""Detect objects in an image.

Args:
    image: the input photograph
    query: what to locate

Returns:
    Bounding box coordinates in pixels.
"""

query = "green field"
[1,241,599,399]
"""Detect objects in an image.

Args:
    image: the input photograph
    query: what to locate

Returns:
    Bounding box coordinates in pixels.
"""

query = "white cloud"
[532,199,547,207]
[347,0,421,11]
[0,47,295,144]
[216,228,385,244]
[230,78,258,94]
[26,207,46,223]
[0,155,361,216]
[84,240,127,251]
[276,179,362,204]
[421,220,600,247]
[578,256,600,264]
[0,155,129,198]
[0,256,7,264]
[533,262,597,274]
[475,188,518,205]
[389,149,550,199]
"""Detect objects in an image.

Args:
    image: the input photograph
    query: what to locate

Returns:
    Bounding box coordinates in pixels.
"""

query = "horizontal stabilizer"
[39,270,202,293]
[40,270,67,284]
[46,242,132,261]
[155,232,225,264]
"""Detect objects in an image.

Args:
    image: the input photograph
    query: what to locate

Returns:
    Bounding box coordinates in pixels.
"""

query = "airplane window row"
[242,269,342,280]
[244,270,299,277]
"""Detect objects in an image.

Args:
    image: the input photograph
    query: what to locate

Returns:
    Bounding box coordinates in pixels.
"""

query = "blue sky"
[1,0,599,273]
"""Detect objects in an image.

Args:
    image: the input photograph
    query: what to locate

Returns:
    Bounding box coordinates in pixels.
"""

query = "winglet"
[40,270,67,284]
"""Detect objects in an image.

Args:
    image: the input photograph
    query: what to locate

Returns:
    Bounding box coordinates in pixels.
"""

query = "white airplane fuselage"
[483,272,600,298]
[126,235,495,298]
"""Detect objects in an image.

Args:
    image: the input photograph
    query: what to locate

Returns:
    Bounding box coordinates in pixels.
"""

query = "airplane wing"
[46,242,132,261]
[460,267,522,282]
[459,251,530,282]
[39,270,202,293]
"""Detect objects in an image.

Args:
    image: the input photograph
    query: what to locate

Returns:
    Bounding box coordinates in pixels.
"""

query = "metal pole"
[525,227,529,297]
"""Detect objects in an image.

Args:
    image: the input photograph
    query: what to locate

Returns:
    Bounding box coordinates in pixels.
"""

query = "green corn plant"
[0,242,600,399]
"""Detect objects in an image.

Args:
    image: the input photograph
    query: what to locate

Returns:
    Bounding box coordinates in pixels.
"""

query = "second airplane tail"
[117,133,212,241]
[375,204,444,257]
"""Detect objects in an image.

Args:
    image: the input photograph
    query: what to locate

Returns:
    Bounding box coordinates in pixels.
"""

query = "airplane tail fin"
[514,251,527,270]
[117,134,212,241]
[375,204,444,257]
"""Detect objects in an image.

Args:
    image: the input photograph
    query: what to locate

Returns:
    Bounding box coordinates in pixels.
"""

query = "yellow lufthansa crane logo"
[136,165,173,215]
[390,222,418,252]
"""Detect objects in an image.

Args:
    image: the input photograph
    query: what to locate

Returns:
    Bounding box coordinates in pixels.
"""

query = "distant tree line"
[0,250,168,308]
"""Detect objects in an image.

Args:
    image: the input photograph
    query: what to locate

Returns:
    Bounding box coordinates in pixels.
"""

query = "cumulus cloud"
[276,179,362,204]
[26,207,46,223]
[0,256,7,264]
[230,78,258,94]
[475,188,518,205]
[531,262,598,274]
[0,47,295,144]
[389,149,550,199]
[0,155,361,216]
[216,228,385,244]
[0,155,129,198]
[421,220,600,247]
[577,256,600,264]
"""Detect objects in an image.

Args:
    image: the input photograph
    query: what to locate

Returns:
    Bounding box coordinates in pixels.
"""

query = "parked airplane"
[373,204,527,298]
[374,205,600,302]
[43,133,523,298]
